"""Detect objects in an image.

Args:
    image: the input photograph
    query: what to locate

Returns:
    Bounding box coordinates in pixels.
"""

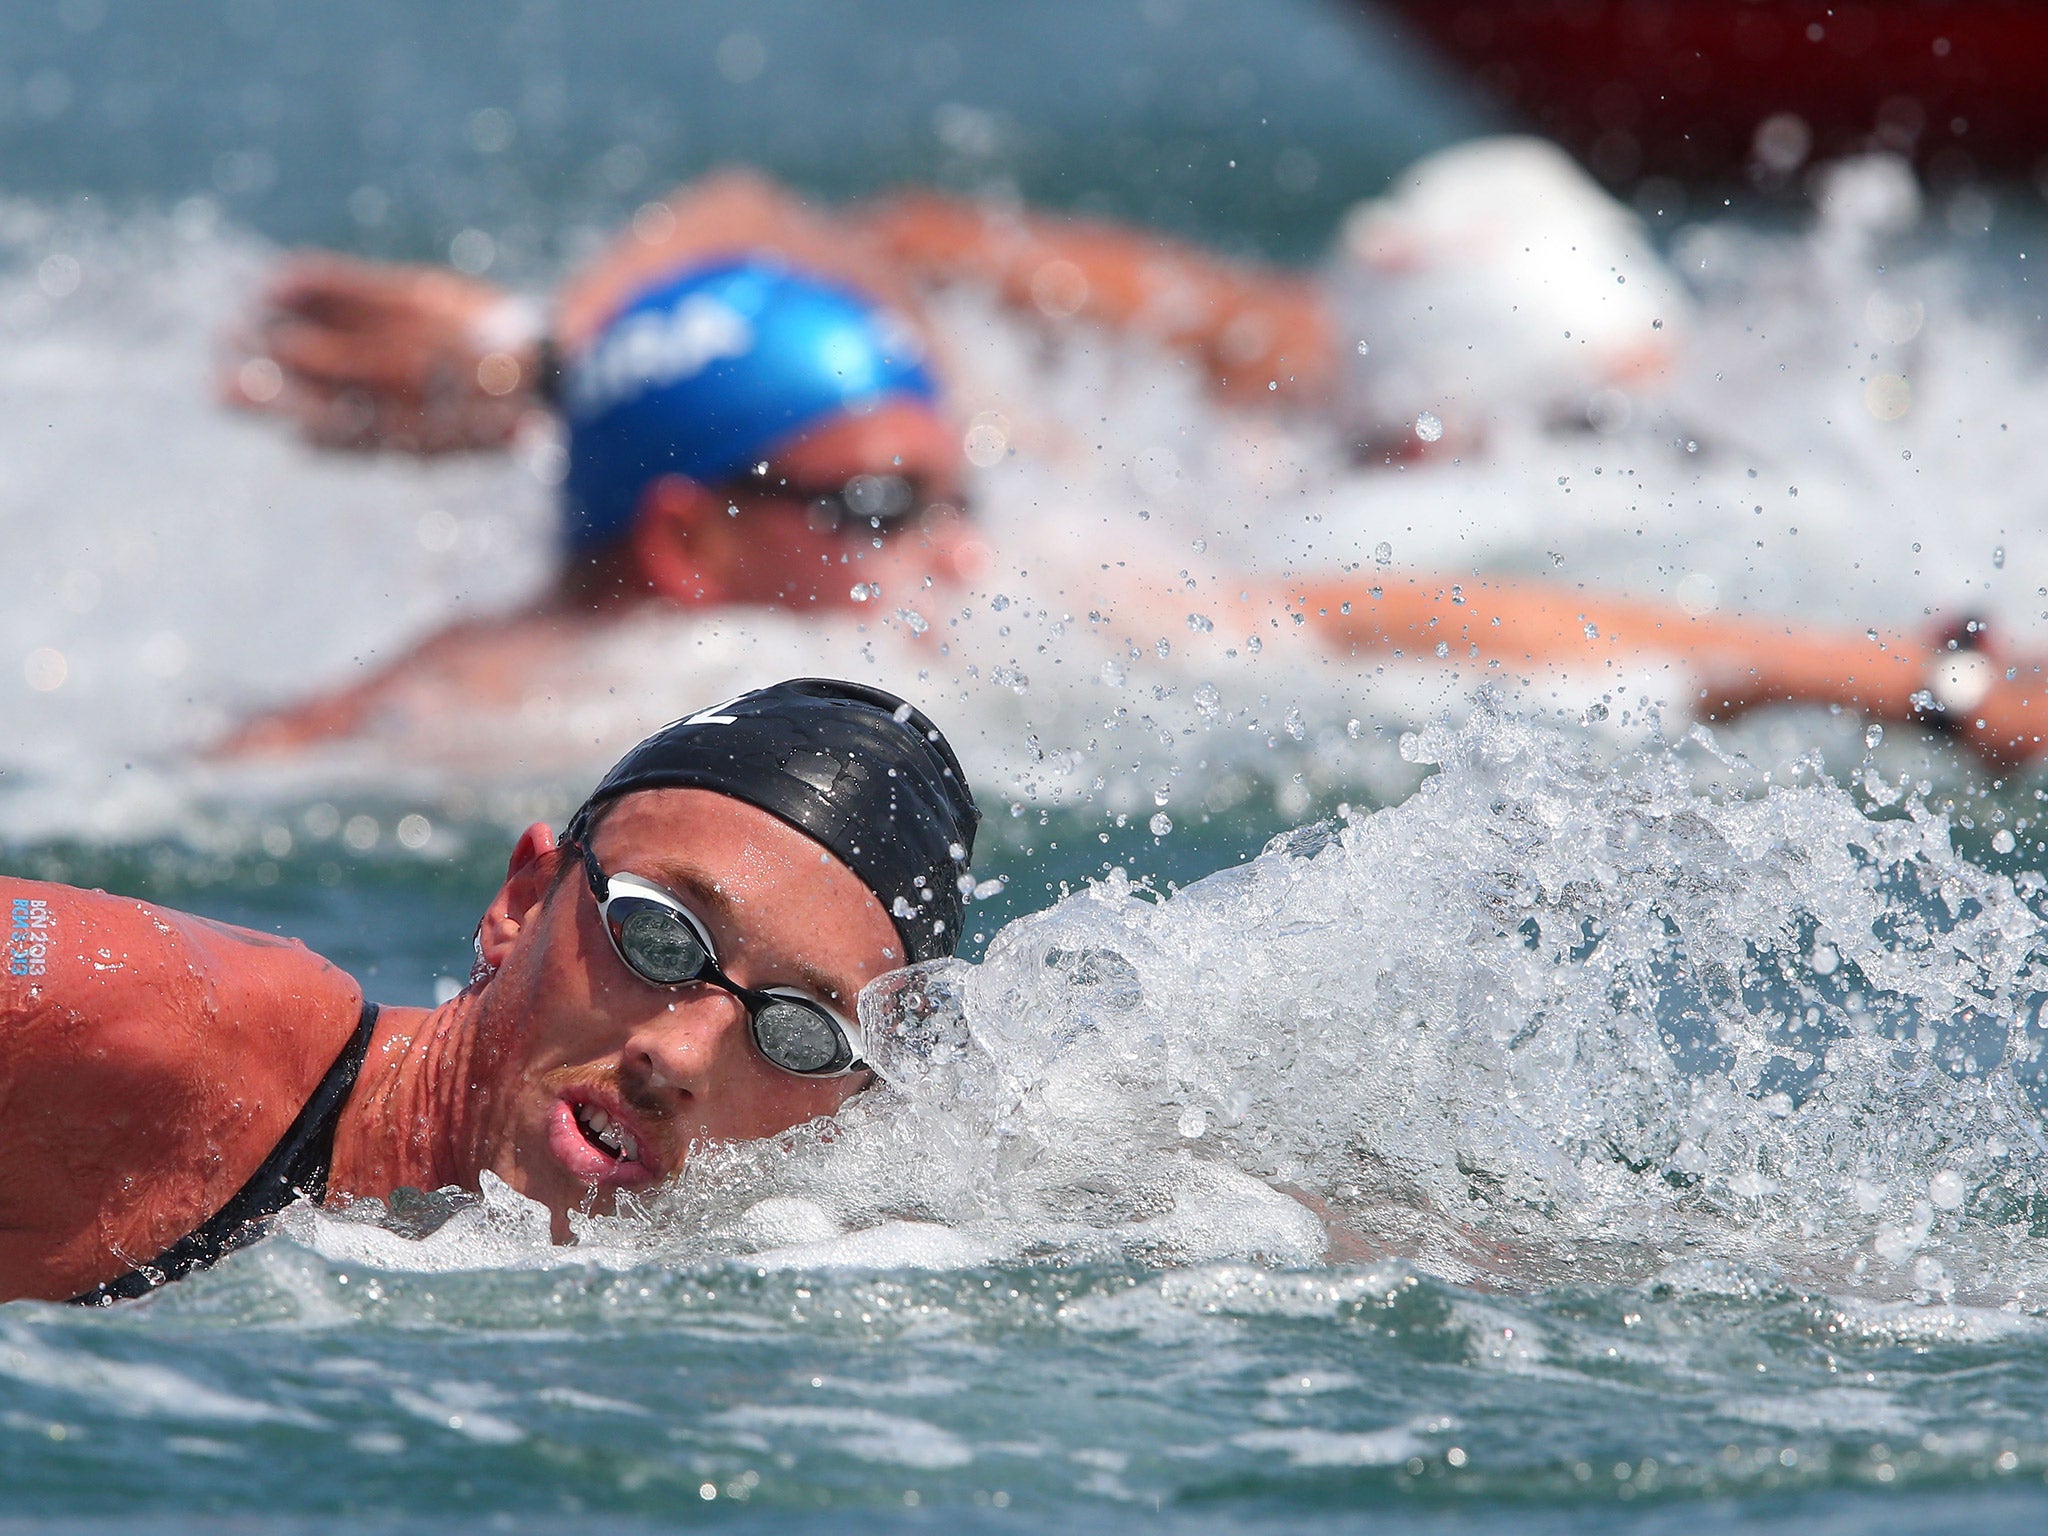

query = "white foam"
[1232,1424,1428,1467]
[284,1171,634,1276]
[745,1220,998,1273]
[715,1404,974,1469]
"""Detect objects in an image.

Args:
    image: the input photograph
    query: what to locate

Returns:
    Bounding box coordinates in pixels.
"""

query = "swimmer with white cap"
[221,164,2048,765]
[2,679,978,1303]
[870,135,1687,452]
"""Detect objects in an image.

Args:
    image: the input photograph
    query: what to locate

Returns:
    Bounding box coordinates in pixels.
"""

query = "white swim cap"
[1324,136,1690,448]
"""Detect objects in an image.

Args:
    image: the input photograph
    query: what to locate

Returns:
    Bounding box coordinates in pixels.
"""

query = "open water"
[7,3,2048,1532]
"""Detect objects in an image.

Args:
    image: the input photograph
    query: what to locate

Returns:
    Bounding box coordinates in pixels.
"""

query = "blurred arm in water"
[224,169,932,452]
[857,189,1336,413]
[218,167,2048,767]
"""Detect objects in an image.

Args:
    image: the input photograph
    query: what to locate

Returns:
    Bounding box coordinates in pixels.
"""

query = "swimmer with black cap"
[0,679,976,1303]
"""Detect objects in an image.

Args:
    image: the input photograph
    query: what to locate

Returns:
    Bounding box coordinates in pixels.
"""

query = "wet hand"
[223,252,541,454]
[1917,632,2048,768]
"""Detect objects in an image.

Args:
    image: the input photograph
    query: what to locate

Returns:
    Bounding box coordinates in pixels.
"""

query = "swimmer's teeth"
[575,1102,639,1163]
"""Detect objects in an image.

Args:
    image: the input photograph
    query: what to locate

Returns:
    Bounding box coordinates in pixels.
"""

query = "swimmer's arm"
[227,252,543,454]
[0,881,356,1300]
[208,608,581,759]
[858,189,1333,406]
[1286,574,2047,764]
[552,170,930,355]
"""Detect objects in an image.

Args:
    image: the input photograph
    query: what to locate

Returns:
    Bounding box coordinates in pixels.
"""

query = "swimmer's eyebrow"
[632,857,852,1004]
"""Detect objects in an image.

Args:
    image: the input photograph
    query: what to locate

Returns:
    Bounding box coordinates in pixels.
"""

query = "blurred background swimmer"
[866,134,1689,452]
[222,160,2047,765]
[232,138,1683,458]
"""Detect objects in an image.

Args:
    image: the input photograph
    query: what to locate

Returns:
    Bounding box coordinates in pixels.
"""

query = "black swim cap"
[563,679,979,964]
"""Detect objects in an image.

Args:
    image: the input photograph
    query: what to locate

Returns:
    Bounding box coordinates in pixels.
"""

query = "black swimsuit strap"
[71,1000,381,1306]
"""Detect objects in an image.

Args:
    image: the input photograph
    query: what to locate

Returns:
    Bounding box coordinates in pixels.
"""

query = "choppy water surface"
[10,3,2048,1531]
[13,719,2048,1534]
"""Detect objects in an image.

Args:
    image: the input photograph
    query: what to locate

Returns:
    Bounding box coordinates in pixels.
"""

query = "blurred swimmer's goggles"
[573,841,867,1077]
[718,471,950,533]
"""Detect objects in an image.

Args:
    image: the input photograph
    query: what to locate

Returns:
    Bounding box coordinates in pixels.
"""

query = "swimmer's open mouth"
[573,1101,640,1164]
[547,1093,663,1188]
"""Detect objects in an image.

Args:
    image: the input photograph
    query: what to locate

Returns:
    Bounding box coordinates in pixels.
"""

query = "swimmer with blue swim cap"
[226,167,2048,768]
[559,259,941,553]
[219,173,987,753]
[235,172,978,614]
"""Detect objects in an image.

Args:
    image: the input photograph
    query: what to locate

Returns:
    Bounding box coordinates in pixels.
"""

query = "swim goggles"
[719,471,944,533]
[572,841,867,1077]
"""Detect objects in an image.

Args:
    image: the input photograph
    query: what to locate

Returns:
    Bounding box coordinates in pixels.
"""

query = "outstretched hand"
[223,253,541,454]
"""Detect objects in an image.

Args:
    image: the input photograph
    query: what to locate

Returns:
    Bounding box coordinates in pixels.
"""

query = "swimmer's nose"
[621,985,753,1101]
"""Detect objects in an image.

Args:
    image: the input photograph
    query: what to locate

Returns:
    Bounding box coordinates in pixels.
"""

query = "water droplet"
[1993,829,2017,854]
[1928,1169,1966,1210]
[1149,812,1173,836]
[1355,339,1370,356]
[1994,545,2007,569]
[1155,638,1171,659]
[849,583,874,602]
[1414,411,1444,443]
[1865,723,1884,749]
[1373,541,1393,567]
[1177,1107,1208,1139]
[1153,785,1172,806]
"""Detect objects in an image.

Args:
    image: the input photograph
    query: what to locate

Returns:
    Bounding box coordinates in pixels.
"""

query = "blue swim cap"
[560,260,940,551]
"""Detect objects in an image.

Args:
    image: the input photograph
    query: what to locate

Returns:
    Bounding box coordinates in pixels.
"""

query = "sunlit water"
[10,6,2048,1531]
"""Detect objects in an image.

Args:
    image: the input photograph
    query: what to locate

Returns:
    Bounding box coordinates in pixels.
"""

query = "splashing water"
[507,706,2037,1309]
[10,171,2048,1529]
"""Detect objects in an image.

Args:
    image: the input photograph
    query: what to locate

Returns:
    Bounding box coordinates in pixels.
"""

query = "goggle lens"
[752,997,853,1075]
[612,900,711,984]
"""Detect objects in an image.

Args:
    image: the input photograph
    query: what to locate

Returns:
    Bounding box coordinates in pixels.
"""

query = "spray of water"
[7,171,2048,1302]
[441,704,2024,1306]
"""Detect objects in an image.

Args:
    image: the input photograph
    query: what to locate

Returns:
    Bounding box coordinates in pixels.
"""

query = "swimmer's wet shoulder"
[0,876,366,1302]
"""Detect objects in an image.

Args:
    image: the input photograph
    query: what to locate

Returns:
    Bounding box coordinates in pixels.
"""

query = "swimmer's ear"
[474,822,561,970]
[630,475,729,606]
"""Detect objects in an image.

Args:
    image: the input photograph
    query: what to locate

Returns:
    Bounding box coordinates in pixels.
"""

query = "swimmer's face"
[626,397,984,610]
[469,787,898,1235]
